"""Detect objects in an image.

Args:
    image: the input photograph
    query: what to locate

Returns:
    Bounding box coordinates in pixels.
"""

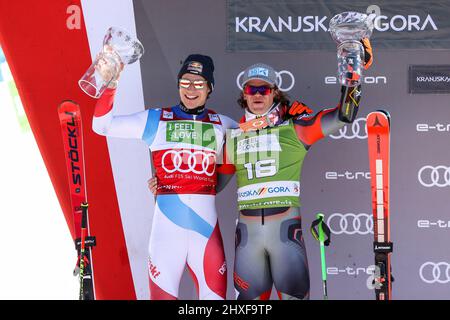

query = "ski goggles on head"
[243,85,273,96]
[178,79,208,89]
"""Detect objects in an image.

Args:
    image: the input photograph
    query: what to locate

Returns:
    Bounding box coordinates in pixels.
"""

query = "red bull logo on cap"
[187,61,203,73]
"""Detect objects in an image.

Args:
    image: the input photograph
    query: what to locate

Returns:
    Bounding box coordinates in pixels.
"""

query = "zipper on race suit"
[254,129,264,225]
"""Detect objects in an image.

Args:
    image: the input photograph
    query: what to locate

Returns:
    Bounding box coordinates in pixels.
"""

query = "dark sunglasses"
[243,85,273,96]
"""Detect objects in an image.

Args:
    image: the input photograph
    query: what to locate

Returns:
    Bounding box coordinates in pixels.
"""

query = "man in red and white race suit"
[92,54,236,299]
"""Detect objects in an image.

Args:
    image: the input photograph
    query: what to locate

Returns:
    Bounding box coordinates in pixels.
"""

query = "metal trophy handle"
[78,27,144,98]
[329,12,374,87]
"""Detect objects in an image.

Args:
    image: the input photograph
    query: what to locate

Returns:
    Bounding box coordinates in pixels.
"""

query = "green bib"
[226,120,307,210]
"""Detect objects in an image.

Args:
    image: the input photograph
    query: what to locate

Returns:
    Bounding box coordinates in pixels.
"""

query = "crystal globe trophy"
[329,12,374,87]
[78,27,144,98]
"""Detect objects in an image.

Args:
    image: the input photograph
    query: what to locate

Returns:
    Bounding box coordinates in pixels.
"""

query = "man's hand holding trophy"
[78,27,144,98]
[329,12,374,87]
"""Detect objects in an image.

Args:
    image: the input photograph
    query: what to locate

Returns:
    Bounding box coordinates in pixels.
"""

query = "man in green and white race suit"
[226,54,371,299]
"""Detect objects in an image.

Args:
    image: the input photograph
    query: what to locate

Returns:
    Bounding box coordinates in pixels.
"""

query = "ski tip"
[58,100,79,110]
[367,109,390,118]
[375,109,391,126]
[59,99,79,106]
[366,109,391,127]
[58,100,81,117]
[375,109,391,119]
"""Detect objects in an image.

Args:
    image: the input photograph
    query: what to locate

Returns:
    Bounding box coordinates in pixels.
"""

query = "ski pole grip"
[310,218,321,242]
[310,213,331,246]
[81,202,88,227]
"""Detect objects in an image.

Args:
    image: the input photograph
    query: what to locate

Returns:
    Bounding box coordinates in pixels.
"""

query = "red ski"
[366,110,393,300]
[58,100,95,300]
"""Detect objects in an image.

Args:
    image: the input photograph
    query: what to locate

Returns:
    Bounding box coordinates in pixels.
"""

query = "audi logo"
[327,213,373,235]
[419,262,450,284]
[418,166,450,188]
[329,118,367,140]
[236,70,295,92]
[162,150,216,176]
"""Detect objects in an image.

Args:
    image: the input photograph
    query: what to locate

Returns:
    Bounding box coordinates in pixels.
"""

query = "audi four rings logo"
[327,213,373,235]
[162,150,216,176]
[419,262,450,284]
[329,118,367,140]
[418,166,450,187]
[236,70,295,92]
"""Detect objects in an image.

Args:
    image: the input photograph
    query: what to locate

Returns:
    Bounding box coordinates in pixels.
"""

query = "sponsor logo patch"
[163,110,173,119]
[236,134,281,155]
[166,121,217,149]
[237,181,300,201]
[409,65,450,94]
[187,61,203,74]
[248,67,268,77]
[208,113,220,123]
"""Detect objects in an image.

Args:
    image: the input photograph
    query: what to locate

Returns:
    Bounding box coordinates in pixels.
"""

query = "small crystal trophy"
[78,27,144,98]
[329,12,374,87]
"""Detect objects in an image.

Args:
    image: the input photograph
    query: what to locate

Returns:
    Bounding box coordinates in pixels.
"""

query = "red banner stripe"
[0,0,136,299]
